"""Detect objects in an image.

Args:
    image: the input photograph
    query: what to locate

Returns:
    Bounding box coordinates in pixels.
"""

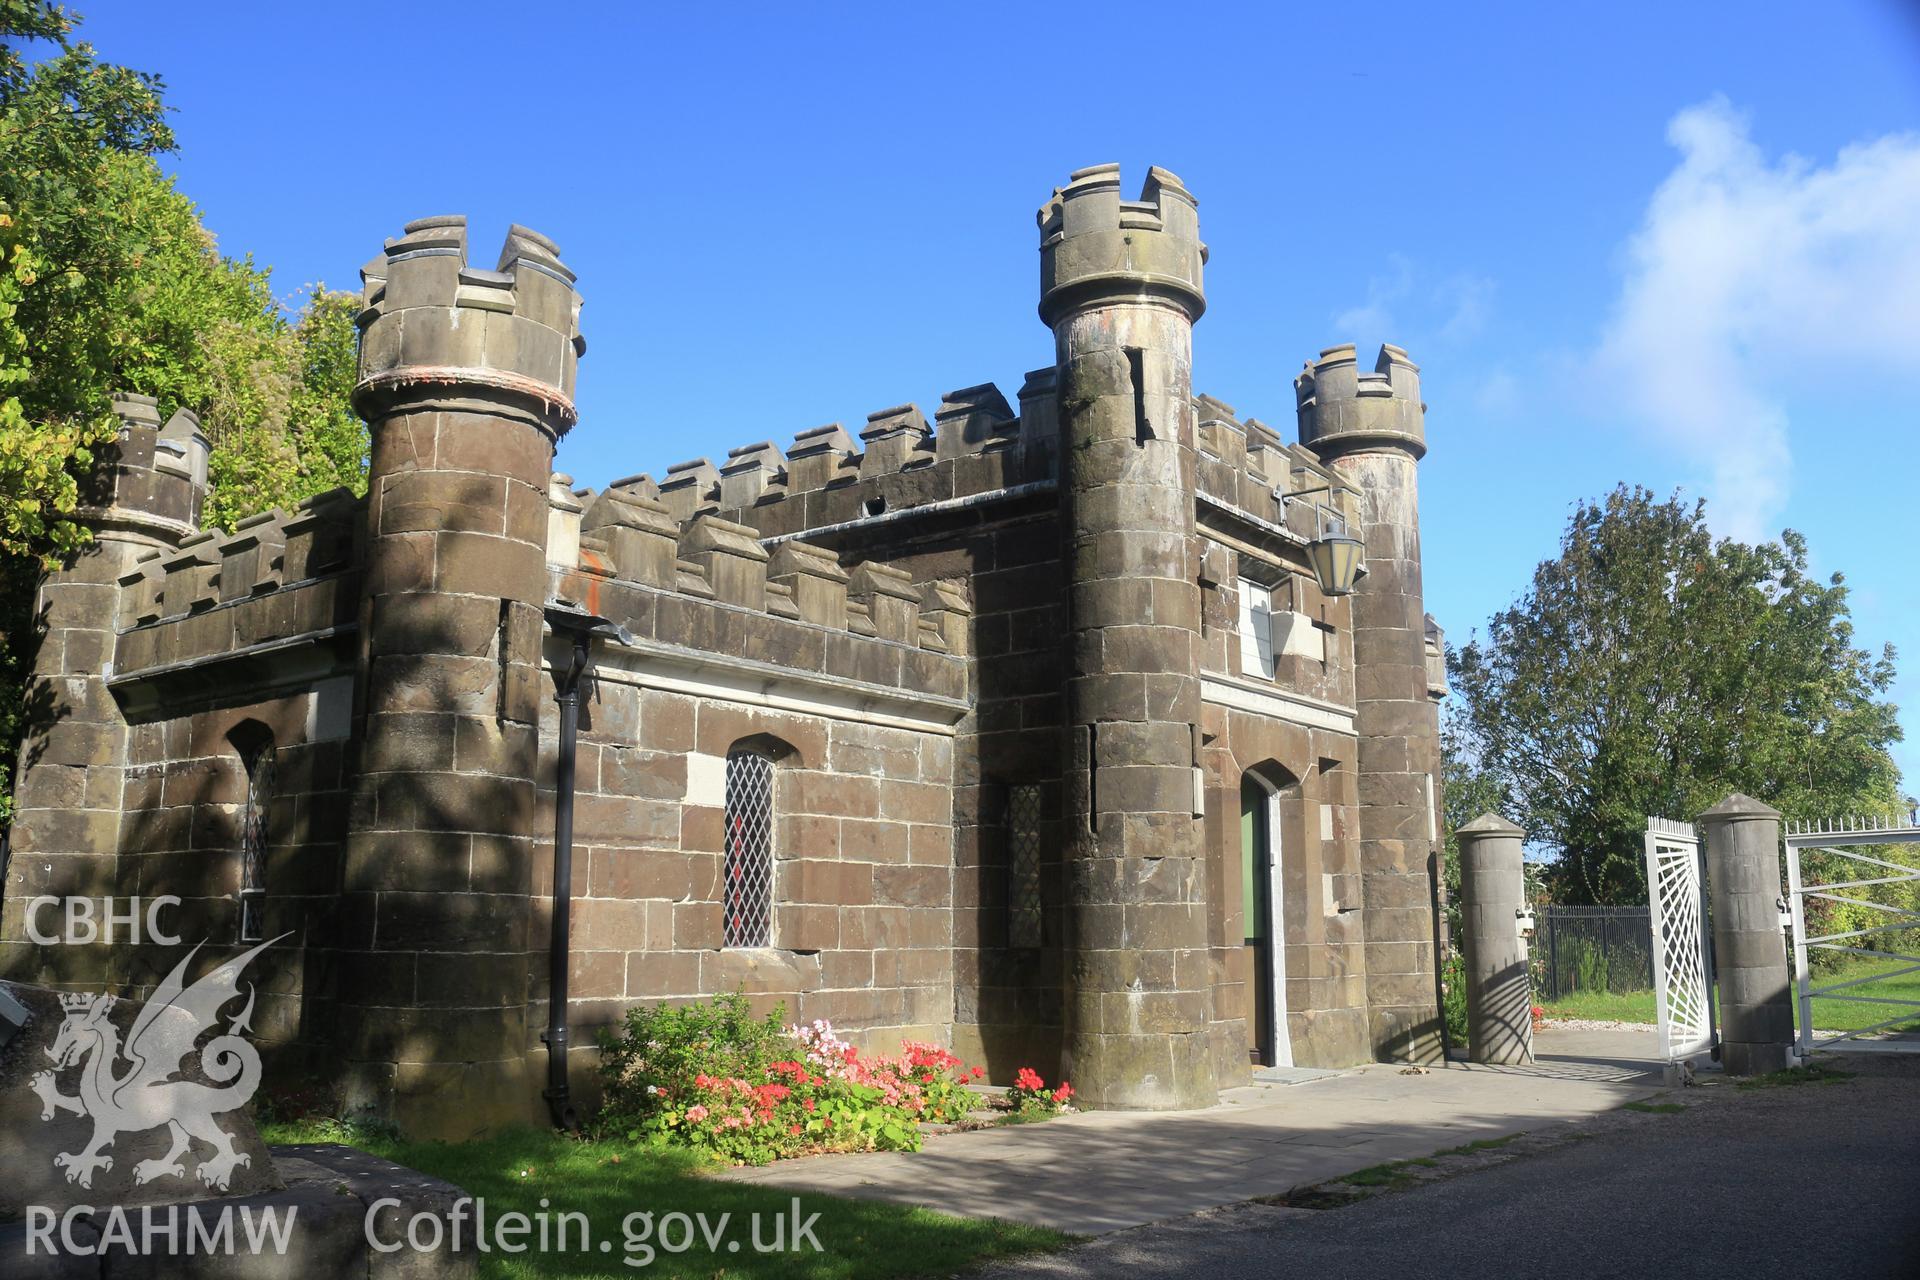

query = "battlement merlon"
[353,216,586,440]
[72,393,211,540]
[1038,163,1207,327]
[1295,342,1426,461]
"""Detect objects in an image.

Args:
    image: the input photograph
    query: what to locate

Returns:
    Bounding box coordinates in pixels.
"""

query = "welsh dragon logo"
[28,935,285,1191]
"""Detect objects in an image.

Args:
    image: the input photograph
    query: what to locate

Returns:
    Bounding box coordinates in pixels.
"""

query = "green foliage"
[0,0,173,563]
[246,1124,1066,1279]
[1440,946,1468,1048]
[201,285,366,529]
[1734,1063,1853,1090]
[0,3,364,824]
[1433,1134,1521,1157]
[1338,1161,1424,1189]
[594,995,987,1167]
[1439,715,1506,936]
[597,991,793,1126]
[1450,485,1903,904]
[1570,937,1612,993]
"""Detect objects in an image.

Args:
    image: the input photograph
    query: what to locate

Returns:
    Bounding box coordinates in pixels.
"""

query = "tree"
[1,0,175,564]
[0,2,365,824]
[1450,485,1902,904]
[1438,713,1506,934]
[202,285,365,530]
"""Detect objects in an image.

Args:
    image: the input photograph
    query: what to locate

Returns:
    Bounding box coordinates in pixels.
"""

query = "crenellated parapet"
[109,486,366,678]
[1037,163,1206,326]
[1192,393,1363,543]
[354,216,585,440]
[74,392,212,539]
[1295,343,1425,461]
[548,483,964,663]
[605,375,1060,547]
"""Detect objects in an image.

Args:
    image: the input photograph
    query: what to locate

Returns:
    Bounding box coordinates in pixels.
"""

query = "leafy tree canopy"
[0,1,364,822]
[1448,485,1903,904]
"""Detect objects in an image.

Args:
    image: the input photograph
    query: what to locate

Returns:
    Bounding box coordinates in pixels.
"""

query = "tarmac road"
[974,1053,1920,1280]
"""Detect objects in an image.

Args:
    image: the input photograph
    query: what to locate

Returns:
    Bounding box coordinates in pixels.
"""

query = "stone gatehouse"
[1,165,1448,1137]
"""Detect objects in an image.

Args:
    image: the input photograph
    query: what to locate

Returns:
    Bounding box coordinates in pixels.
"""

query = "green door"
[1240,776,1274,1065]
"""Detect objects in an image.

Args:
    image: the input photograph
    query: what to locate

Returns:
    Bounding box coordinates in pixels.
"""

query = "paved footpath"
[973,1050,1920,1280]
[719,1026,1669,1235]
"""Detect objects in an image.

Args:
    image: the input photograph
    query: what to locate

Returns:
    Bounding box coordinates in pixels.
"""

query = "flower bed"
[596,994,1070,1165]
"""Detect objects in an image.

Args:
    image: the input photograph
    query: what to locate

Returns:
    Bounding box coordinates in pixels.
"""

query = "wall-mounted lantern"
[1280,475,1366,598]
[1305,519,1365,598]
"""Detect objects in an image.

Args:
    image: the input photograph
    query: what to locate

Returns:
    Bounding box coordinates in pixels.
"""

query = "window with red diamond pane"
[723,749,775,947]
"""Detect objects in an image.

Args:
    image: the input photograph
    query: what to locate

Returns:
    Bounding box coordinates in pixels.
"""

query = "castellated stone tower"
[1,394,208,987]
[1040,164,1218,1109]
[341,216,583,1134]
[1296,343,1443,1061]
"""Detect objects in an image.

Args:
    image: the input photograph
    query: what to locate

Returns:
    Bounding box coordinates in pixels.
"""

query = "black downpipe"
[543,626,593,1131]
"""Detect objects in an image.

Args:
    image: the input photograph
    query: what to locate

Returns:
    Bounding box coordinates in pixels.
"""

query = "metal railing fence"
[1534,904,1656,999]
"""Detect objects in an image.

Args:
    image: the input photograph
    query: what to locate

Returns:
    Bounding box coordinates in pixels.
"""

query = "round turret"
[354,216,584,440]
[1295,343,1425,460]
[1038,163,1206,327]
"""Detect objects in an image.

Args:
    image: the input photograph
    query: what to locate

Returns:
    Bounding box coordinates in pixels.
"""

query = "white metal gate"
[1646,817,1716,1062]
[1785,815,1920,1055]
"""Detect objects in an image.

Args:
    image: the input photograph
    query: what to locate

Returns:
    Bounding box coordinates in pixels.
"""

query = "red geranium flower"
[1014,1067,1044,1092]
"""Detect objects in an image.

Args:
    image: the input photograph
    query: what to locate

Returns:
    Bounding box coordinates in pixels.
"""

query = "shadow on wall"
[0,578,77,938]
[1472,958,1534,1064]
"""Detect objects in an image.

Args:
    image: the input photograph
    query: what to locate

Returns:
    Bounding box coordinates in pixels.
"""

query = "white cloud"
[1436,274,1495,343]
[1333,253,1413,336]
[1332,256,1493,349]
[1593,96,1920,540]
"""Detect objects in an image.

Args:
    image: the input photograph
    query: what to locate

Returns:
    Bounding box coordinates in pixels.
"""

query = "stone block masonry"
[1700,794,1795,1076]
[4,164,1456,1132]
[1456,813,1533,1065]
[336,217,584,1137]
[1041,164,1218,1111]
[1297,343,1445,1062]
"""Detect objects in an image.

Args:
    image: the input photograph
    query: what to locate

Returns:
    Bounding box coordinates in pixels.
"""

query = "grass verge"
[1734,1064,1854,1091]
[260,1121,1065,1280]
[1542,954,1920,1033]
[1335,1156,1440,1190]
[1432,1134,1520,1157]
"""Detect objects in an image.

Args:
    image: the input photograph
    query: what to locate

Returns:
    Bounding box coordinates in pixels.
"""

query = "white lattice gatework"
[723,751,774,948]
[1785,813,1920,1055]
[1646,817,1714,1062]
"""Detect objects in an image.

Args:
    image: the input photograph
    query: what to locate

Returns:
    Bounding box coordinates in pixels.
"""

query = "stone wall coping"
[758,478,1057,548]
[108,619,356,684]
[1199,671,1358,737]
[556,626,970,734]
[115,568,353,637]
[545,573,968,700]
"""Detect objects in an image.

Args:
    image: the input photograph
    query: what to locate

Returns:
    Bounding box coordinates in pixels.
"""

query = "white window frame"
[1238,577,1276,680]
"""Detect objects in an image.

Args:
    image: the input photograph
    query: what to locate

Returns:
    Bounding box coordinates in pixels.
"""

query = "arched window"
[723,748,775,947]
[228,721,275,943]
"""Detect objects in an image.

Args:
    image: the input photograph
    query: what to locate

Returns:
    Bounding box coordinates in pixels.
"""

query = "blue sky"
[69,1,1920,792]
